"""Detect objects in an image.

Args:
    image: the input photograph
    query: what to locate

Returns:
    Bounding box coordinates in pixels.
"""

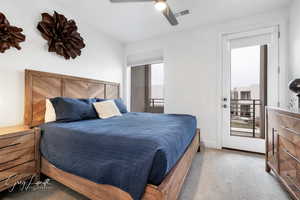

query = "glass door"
[222,27,279,153]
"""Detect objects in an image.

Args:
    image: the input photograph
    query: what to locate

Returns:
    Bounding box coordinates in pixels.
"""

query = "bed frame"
[24,69,200,200]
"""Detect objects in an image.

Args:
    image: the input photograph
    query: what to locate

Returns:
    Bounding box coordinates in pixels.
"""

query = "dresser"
[266,107,300,200]
[0,126,40,192]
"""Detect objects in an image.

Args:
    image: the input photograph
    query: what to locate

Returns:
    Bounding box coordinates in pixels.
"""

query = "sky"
[151,63,164,98]
[151,63,164,85]
[231,45,260,89]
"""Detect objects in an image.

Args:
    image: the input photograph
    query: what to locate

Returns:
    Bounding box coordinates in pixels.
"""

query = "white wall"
[289,0,300,79]
[288,0,300,111]
[125,9,289,148]
[0,0,124,126]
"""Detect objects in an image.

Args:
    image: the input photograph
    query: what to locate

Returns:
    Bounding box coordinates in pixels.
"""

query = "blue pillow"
[95,98,128,113]
[114,99,128,113]
[50,97,98,122]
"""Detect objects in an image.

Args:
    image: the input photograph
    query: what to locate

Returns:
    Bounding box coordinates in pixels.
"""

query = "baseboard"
[201,140,219,149]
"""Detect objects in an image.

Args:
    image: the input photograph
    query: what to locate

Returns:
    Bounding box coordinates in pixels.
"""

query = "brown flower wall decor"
[0,12,26,53]
[37,11,85,60]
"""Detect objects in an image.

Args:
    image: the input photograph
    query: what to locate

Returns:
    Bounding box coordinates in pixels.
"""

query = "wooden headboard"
[24,69,120,127]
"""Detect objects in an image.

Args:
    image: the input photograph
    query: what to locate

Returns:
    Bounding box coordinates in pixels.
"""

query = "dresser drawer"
[0,133,34,153]
[278,113,300,135]
[266,108,300,200]
[281,173,300,198]
[279,143,300,197]
[0,161,36,191]
[279,126,296,143]
[0,148,35,171]
[279,136,299,158]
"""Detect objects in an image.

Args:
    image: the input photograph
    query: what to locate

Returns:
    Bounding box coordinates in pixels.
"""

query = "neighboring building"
[231,84,260,119]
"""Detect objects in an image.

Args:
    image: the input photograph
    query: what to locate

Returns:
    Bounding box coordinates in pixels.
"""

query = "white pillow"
[45,99,56,123]
[93,100,122,119]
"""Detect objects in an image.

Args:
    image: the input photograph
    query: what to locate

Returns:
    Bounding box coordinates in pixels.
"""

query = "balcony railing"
[230,99,262,138]
[148,98,164,113]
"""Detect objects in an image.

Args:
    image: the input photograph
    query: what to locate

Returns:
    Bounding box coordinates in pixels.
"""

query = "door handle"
[223,104,228,109]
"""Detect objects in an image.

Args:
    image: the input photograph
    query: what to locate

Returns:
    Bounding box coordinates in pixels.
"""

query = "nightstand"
[0,125,40,192]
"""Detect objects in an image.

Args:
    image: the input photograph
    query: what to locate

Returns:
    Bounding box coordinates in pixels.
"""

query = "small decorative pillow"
[45,99,56,123]
[93,100,122,119]
[95,98,128,113]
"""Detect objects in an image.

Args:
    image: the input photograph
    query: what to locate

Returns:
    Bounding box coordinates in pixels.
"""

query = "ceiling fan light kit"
[154,0,167,11]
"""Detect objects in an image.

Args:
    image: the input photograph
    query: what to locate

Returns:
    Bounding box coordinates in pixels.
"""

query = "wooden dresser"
[266,107,300,200]
[0,126,40,192]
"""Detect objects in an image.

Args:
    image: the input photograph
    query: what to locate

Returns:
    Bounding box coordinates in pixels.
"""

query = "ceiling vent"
[175,10,190,18]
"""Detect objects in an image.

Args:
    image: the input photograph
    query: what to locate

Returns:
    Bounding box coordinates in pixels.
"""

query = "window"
[149,63,164,113]
[240,104,251,117]
[150,63,164,100]
[231,91,238,100]
[130,63,164,113]
[240,91,251,100]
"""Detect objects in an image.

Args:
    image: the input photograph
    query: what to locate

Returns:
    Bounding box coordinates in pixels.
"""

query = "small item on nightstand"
[0,125,40,192]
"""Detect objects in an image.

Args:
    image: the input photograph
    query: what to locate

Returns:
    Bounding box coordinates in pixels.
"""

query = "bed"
[24,69,200,200]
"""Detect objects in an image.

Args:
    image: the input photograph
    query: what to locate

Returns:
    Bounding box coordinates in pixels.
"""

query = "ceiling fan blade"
[110,0,153,2]
[162,3,179,26]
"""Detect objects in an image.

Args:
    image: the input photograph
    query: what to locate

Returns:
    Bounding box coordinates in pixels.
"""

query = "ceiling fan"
[110,0,179,26]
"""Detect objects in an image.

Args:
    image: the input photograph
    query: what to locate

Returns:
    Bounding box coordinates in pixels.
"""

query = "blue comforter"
[40,112,197,200]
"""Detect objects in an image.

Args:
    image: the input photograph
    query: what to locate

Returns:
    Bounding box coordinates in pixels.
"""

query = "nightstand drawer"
[0,148,35,171]
[0,133,34,153]
[0,161,36,191]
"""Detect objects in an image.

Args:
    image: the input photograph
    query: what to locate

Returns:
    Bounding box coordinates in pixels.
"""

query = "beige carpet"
[1,148,291,200]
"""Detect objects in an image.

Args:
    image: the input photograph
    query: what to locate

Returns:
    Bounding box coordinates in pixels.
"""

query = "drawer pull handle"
[0,177,6,183]
[282,148,300,164]
[0,143,21,150]
[286,174,300,192]
[0,156,22,166]
[272,128,278,155]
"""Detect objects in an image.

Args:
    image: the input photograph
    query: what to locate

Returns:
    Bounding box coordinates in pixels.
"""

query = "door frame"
[216,26,280,151]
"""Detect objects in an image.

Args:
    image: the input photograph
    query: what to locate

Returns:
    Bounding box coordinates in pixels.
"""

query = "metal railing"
[148,98,164,113]
[230,99,261,138]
